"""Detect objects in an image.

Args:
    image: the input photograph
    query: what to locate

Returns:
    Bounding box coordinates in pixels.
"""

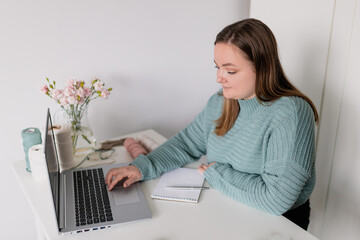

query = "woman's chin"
[222,91,232,99]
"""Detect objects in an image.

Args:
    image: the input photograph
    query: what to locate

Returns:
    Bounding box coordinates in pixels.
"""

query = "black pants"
[282,200,310,230]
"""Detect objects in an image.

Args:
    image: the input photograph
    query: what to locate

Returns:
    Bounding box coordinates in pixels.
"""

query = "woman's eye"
[214,65,236,74]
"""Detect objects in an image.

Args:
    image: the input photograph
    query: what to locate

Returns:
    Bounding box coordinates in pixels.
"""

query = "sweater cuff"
[203,162,227,185]
[130,154,153,181]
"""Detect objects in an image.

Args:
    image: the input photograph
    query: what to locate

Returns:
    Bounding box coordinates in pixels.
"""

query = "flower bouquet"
[41,77,112,154]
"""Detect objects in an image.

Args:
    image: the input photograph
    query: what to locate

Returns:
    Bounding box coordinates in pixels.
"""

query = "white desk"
[12,129,319,240]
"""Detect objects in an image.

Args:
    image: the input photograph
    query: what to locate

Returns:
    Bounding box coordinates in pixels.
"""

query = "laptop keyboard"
[73,168,113,227]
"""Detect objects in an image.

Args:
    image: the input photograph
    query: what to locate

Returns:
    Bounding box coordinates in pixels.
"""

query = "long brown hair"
[214,18,319,136]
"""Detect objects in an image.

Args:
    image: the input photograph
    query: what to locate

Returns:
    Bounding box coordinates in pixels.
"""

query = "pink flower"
[67,95,77,105]
[76,88,85,98]
[83,87,92,97]
[40,85,49,94]
[94,81,104,91]
[101,89,110,99]
[59,97,69,106]
[67,78,76,89]
[52,89,63,100]
[42,77,111,108]
[63,87,74,97]
[77,97,85,105]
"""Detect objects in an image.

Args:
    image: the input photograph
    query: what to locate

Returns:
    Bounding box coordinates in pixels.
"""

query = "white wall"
[319,0,360,239]
[251,0,360,239]
[250,0,334,113]
[0,0,250,239]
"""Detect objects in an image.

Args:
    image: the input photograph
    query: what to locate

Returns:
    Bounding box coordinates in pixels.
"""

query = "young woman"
[105,18,318,230]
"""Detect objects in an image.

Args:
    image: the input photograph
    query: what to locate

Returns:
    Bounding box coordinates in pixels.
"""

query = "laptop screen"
[44,109,61,228]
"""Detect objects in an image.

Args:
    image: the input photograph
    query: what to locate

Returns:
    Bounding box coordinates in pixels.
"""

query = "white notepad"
[151,168,205,203]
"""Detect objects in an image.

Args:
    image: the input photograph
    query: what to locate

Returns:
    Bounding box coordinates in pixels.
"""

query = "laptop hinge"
[59,173,66,229]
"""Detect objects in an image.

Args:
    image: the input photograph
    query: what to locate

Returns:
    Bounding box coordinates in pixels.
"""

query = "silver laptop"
[44,109,151,235]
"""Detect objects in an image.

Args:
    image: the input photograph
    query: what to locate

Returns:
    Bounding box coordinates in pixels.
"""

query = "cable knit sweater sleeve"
[130,103,210,181]
[204,97,316,215]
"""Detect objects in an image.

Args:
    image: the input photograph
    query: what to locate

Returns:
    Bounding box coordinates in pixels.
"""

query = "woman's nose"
[217,70,226,83]
[217,77,224,83]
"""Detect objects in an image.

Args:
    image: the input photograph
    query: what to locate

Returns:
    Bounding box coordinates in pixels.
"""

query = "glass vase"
[54,104,96,157]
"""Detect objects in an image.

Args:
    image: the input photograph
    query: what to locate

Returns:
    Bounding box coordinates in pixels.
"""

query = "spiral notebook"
[151,168,205,203]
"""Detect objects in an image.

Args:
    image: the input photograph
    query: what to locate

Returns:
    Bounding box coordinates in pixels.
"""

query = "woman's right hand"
[105,165,142,191]
[198,162,216,174]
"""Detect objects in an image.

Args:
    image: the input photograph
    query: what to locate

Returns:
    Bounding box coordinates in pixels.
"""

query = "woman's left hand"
[198,162,216,174]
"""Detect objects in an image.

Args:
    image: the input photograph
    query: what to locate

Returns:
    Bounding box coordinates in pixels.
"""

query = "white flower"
[94,81,104,91]
[101,89,110,99]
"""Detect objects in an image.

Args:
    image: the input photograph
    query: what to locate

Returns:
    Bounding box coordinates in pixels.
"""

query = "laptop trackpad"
[112,184,141,206]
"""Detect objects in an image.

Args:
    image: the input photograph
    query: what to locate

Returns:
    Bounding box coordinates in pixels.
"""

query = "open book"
[151,168,205,203]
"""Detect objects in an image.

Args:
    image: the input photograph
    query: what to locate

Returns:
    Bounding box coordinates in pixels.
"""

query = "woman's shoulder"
[206,88,224,106]
[272,96,312,111]
[198,89,223,119]
[269,96,315,122]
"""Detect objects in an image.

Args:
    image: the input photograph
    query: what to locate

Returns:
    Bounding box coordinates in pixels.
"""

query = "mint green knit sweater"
[131,91,316,215]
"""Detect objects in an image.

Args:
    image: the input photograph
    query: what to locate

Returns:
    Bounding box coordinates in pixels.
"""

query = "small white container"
[28,144,48,181]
